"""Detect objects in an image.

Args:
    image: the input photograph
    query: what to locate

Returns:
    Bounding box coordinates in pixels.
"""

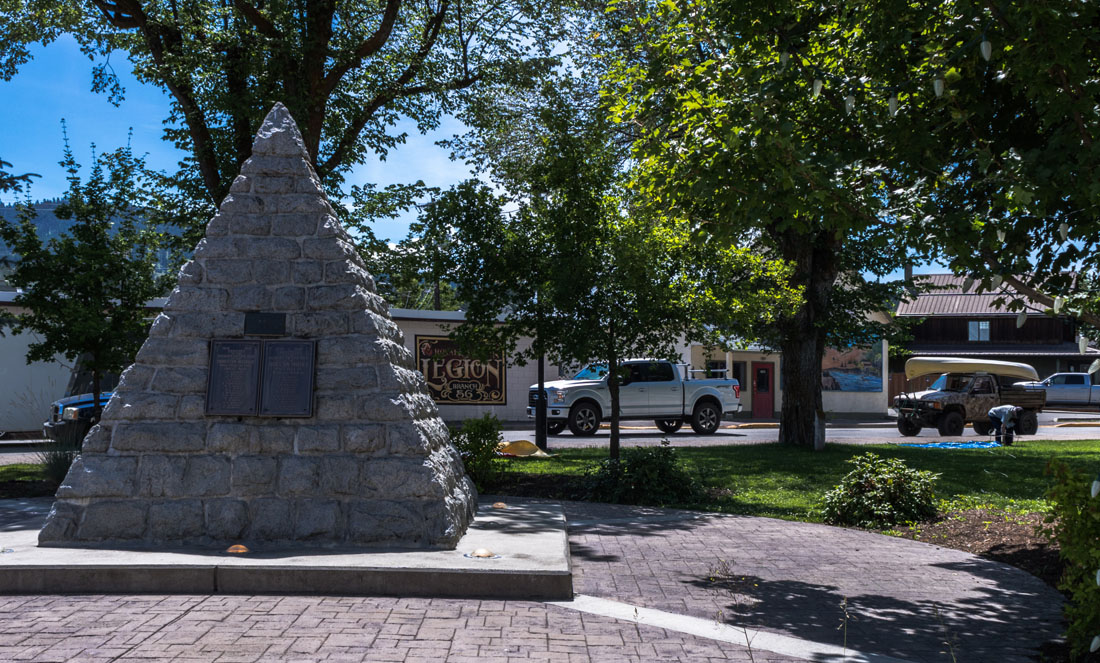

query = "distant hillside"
[0,200,74,254]
[0,200,179,289]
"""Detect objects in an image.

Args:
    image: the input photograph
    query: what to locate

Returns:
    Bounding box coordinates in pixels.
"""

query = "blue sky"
[0,35,474,243]
[1,36,939,280]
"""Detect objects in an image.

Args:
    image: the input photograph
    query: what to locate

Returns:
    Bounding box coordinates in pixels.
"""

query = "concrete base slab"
[0,499,572,599]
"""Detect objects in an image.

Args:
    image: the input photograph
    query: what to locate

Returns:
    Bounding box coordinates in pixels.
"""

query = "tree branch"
[322,0,403,96]
[319,0,452,175]
[996,268,1100,329]
[231,0,281,39]
[88,0,142,29]
[98,0,225,202]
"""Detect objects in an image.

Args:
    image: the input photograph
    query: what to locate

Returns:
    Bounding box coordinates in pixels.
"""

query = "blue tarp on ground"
[899,441,1002,449]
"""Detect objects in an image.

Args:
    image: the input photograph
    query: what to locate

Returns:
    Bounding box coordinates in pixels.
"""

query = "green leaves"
[0,141,172,380]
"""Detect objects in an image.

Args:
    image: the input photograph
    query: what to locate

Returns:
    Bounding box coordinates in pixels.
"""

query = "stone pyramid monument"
[39,103,477,549]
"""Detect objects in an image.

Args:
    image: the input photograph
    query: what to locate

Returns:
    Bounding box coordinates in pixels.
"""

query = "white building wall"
[0,328,71,433]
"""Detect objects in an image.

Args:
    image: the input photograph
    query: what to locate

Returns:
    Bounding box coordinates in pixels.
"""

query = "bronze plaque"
[244,312,287,336]
[259,340,316,417]
[206,340,262,415]
[415,335,506,405]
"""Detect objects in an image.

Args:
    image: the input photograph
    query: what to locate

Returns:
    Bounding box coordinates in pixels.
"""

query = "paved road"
[0,498,1065,662]
[3,415,1097,467]
[502,417,1100,449]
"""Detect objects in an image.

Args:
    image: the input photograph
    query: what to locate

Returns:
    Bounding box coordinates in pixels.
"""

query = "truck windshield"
[929,373,972,392]
[573,364,609,380]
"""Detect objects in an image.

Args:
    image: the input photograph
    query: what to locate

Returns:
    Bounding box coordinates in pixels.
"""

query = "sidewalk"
[0,498,1064,662]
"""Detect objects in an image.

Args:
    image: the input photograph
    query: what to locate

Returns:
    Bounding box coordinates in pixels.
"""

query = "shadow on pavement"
[686,557,1063,663]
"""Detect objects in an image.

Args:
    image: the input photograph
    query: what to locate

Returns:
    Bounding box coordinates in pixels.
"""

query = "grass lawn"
[0,463,54,498]
[0,463,45,483]
[505,439,1100,521]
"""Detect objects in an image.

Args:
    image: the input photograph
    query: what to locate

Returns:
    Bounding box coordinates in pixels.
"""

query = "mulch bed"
[883,508,1064,590]
[0,480,56,499]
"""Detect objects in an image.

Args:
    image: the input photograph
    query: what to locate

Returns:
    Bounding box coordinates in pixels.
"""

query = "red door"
[752,362,774,419]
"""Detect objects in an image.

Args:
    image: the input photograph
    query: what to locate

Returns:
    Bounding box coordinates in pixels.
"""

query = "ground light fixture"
[466,548,500,559]
[226,544,250,554]
[492,502,508,509]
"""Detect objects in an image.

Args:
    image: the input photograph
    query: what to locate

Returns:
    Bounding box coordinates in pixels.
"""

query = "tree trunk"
[607,346,620,461]
[776,230,840,450]
[535,351,547,452]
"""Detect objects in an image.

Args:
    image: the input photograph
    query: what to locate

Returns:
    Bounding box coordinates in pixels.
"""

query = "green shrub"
[583,441,702,506]
[821,453,939,528]
[449,414,505,491]
[1043,461,1100,659]
[36,437,81,487]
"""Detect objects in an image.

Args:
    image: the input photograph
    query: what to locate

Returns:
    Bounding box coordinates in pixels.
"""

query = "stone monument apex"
[39,103,478,549]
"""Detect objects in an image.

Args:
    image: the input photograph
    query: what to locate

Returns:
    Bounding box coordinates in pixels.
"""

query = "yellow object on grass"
[497,440,554,458]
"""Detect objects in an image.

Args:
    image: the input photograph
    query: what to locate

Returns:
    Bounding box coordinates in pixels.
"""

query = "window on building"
[731,361,746,388]
[968,320,990,342]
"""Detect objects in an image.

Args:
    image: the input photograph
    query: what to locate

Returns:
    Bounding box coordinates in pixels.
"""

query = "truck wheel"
[897,417,922,437]
[568,402,601,437]
[937,411,965,437]
[690,401,721,435]
[655,419,683,434]
[1017,410,1039,436]
[972,420,992,436]
[546,420,566,436]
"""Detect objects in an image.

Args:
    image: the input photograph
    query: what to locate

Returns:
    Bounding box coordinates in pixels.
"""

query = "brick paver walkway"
[0,498,1064,662]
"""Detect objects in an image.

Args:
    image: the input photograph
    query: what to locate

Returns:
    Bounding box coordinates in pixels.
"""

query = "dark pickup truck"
[894,357,1046,437]
[42,368,118,446]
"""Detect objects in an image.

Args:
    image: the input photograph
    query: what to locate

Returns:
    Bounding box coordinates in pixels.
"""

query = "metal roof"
[896,274,1046,317]
[905,342,1099,357]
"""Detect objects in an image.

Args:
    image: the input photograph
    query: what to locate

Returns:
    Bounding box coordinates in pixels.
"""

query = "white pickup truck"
[1014,372,1100,408]
[527,359,742,436]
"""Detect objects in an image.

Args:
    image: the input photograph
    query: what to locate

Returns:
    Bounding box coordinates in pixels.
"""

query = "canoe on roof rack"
[904,356,1039,382]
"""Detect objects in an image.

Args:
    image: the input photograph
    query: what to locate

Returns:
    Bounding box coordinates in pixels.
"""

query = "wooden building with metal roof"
[889,274,1098,397]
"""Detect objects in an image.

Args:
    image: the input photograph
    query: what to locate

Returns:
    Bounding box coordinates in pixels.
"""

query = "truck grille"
[528,390,545,407]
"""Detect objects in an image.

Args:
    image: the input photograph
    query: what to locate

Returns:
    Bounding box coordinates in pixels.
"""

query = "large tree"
[3,0,560,241]
[0,142,172,414]
[445,80,798,458]
[605,0,914,449]
[874,0,1100,329]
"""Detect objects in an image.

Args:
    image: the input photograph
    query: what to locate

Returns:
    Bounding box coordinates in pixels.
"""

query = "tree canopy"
[443,77,799,456]
[3,0,561,244]
[0,141,173,407]
[605,0,914,448]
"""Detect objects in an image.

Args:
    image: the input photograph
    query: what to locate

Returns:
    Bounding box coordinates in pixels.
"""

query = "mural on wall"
[821,345,883,392]
[415,336,506,404]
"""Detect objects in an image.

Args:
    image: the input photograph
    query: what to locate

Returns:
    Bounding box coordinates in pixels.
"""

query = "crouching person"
[987,404,1024,446]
